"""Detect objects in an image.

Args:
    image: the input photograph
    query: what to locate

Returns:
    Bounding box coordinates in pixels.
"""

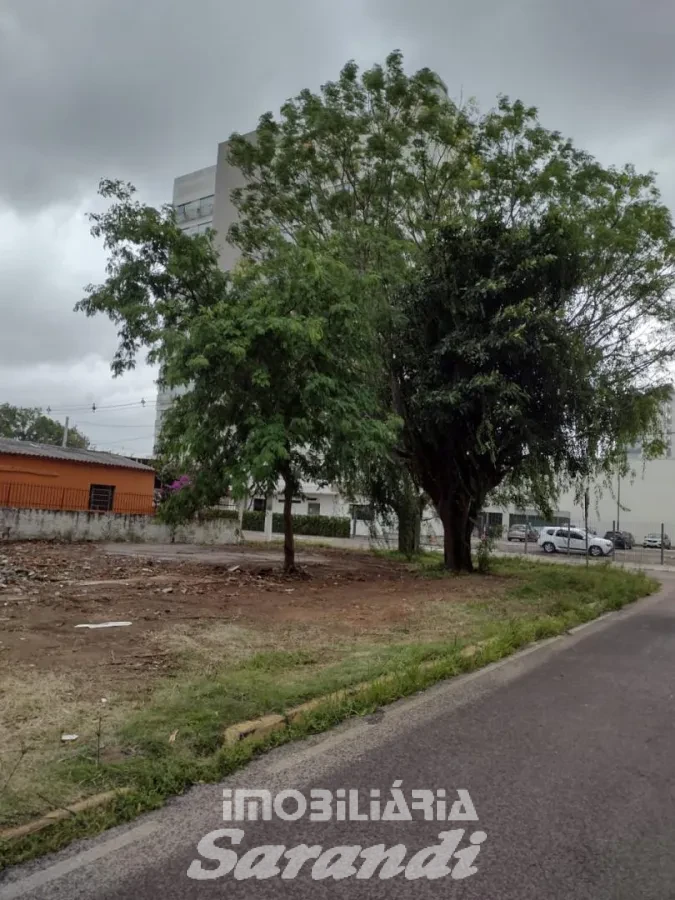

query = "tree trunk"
[438,493,474,573]
[282,476,295,574]
[397,474,422,557]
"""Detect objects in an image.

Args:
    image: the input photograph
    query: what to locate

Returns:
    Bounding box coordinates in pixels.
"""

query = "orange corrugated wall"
[0,453,155,513]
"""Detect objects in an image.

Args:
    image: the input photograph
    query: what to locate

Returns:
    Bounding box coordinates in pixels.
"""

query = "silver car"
[507,524,539,542]
[643,533,671,549]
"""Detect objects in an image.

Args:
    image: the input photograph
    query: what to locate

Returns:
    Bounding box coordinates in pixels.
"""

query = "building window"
[89,484,115,512]
[175,195,215,223]
[307,501,321,516]
[182,221,212,236]
[252,497,266,512]
[350,503,373,522]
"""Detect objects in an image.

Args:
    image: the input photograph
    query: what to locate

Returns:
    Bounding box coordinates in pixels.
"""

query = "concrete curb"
[0,789,131,843]
[222,642,487,746]
[1,646,489,843]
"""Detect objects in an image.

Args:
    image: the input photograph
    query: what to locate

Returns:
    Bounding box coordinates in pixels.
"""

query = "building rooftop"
[0,438,155,472]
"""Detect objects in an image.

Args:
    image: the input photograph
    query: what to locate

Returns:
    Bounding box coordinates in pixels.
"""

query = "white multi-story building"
[154,143,349,520]
[153,166,216,448]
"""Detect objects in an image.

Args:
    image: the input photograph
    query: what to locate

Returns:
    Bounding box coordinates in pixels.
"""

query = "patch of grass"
[246,649,319,671]
[373,548,443,569]
[0,558,659,869]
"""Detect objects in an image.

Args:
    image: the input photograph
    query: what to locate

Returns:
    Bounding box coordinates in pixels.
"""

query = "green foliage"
[0,404,90,449]
[226,62,675,572]
[243,510,264,531]
[195,509,350,536]
[227,50,473,267]
[272,513,350,538]
[476,532,496,574]
[80,55,675,576]
[226,52,474,549]
[393,215,590,570]
[472,97,675,509]
[77,182,393,569]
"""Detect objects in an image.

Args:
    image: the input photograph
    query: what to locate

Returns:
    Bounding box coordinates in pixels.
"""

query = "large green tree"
[391,215,661,571]
[471,98,675,518]
[77,181,391,572]
[0,404,90,449]
[225,57,675,568]
[227,51,473,553]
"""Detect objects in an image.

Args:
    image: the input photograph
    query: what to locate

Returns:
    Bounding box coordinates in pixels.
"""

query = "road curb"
[0,789,131,843]
[222,643,488,746]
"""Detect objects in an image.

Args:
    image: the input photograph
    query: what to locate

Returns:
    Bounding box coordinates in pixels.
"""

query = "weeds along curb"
[0,574,658,868]
[0,641,490,860]
[223,642,488,746]
[0,789,131,842]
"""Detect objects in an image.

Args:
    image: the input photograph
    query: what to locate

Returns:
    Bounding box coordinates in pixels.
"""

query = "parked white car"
[538,526,614,558]
[643,533,671,550]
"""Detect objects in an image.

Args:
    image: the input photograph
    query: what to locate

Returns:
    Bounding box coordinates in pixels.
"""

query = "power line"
[75,421,156,428]
[96,435,155,446]
[44,399,156,414]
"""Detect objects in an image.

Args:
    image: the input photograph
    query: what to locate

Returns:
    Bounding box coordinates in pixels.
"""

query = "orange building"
[0,438,156,516]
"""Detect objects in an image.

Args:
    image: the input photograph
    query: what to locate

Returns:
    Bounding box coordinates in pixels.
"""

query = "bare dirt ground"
[1,541,508,822]
[3,541,648,831]
[0,542,505,690]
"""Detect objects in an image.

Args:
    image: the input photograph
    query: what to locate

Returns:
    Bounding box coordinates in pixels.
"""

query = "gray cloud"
[1,0,674,455]
[0,0,384,211]
[0,204,118,365]
[363,0,675,203]
[0,356,158,456]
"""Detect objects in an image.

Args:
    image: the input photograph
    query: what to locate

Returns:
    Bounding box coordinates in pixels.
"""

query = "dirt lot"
[0,541,657,834]
[0,541,517,824]
[0,541,502,685]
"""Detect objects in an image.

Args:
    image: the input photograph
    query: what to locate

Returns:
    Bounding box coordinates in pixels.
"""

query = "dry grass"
[0,671,139,822]
[0,553,659,837]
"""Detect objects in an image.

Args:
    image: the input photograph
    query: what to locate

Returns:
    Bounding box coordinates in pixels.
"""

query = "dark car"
[604,530,634,550]
[507,524,539,542]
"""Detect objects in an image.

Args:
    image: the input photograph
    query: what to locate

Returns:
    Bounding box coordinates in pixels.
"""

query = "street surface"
[489,538,675,567]
[245,529,675,569]
[2,578,675,899]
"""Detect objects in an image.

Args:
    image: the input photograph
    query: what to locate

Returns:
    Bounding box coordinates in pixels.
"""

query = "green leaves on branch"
[78,181,393,569]
[0,404,89,449]
[80,52,675,573]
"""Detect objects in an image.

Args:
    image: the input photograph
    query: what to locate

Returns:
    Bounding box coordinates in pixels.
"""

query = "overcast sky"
[2,0,674,456]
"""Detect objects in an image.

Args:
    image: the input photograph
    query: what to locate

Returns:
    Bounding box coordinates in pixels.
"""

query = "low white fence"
[0,507,239,545]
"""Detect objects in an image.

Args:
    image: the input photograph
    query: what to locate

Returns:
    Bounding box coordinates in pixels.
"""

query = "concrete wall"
[553,460,675,540]
[212,134,255,270]
[173,165,216,207]
[0,507,239,545]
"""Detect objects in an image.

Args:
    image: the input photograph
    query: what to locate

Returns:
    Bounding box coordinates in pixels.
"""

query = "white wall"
[266,488,343,518]
[173,165,217,207]
[212,135,254,270]
[0,508,239,545]
[554,459,675,539]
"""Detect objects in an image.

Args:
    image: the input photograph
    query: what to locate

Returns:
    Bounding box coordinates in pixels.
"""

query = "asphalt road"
[491,538,675,567]
[3,580,675,899]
